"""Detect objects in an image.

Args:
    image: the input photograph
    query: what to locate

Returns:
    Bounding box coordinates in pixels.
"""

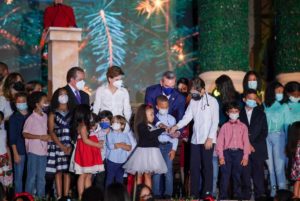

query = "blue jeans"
[153,143,173,197]
[212,155,219,198]
[14,155,26,193]
[266,131,287,196]
[25,153,47,197]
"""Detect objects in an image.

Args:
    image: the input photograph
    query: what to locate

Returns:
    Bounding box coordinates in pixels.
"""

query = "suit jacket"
[63,85,90,112]
[144,84,186,124]
[239,107,268,161]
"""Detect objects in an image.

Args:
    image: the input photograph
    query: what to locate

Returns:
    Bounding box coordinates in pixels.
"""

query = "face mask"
[290,96,300,103]
[13,81,25,92]
[58,94,68,104]
[246,99,257,108]
[248,81,258,90]
[191,93,202,101]
[112,123,121,131]
[158,108,168,115]
[42,103,50,113]
[113,80,123,89]
[76,80,85,90]
[275,93,283,102]
[229,113,239,121]
[100,122,110,129]
[16,103,28,111]
[162,86,174,96]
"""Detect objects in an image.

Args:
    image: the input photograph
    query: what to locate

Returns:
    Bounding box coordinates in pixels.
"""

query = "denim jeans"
[266,131,287,197]
[14,155,26,193]
[212,155,219,198]
[25,153,47,197]
[153,143,173,197]
[105,160,124,187]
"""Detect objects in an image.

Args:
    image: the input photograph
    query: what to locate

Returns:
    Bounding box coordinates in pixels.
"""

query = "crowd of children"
[0,61,300,201]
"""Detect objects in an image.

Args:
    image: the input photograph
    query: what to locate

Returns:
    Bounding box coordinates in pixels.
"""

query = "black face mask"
[191,93,202,101]
[13,81,25,92]
[181,92,189,97]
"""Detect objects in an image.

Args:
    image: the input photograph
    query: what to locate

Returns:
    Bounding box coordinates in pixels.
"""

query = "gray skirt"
[123,147,167,175]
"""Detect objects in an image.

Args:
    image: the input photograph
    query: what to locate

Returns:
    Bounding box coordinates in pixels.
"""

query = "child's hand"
[114,143,121,149]
[250,145,255,152]
[241,159,248,166]
[170,131,181,138]
[14,153,21,164]
[168,150,176,161]
[219,158,225,166]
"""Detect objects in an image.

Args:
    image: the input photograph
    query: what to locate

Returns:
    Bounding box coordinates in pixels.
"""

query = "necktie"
[75,90,81,104]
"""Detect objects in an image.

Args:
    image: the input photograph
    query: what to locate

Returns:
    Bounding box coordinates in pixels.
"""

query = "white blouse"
[0,96,13,120]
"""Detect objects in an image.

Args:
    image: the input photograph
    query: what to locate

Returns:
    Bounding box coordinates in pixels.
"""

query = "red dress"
[44,4,76,29]
[73,132,104,174]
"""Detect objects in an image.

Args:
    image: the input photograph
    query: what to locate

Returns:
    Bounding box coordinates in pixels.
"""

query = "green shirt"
[264,101,289,133]
[286,102,300,131]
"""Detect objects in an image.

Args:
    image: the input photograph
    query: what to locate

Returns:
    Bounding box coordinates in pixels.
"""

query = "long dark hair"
[242,71,262,92]
[135,184,153,201]
[3,72,25,101]
[215,75,239,104]
[134,104,153,142]
[50,87,70,112]
[283,81,300,103]
[104,183,130,201]
[264,81,284,107]
[72,104,92,141]
[287,121,300,157]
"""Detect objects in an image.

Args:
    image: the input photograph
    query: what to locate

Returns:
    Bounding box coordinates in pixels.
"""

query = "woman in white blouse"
[93,66,132,122]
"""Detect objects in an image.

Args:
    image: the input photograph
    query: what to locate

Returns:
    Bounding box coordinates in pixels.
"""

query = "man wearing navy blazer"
[145,71,186,129]
[63,67,90,112]
[239,89,268,199]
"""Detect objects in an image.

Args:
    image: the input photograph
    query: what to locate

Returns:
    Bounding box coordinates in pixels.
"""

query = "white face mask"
[112,123,121,131]
[58,94,68,104]
[158,108,168,115]
[248,81,258,90]
[76,80,85,90]
[290,96,300,103]
[113,80,123,89]
[229,113,239,121]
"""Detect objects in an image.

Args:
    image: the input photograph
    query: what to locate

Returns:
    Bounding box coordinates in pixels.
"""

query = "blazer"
[144,84,186,124]
[239,107,268,161]
[63,85,90,111]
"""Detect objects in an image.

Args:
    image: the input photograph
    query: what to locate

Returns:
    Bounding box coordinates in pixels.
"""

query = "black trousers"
[190,144,214,198]
[242,155,265,199]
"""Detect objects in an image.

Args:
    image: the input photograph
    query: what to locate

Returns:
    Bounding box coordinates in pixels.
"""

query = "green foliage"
[198,0,249,72]
[275,0,300,73]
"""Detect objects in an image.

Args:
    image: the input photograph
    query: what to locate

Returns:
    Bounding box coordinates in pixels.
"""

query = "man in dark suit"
[63,67,90,111]
[145,71,186,129]
[240,89,268,199]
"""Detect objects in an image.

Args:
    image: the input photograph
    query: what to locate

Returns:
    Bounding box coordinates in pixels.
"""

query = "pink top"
[23,111,48,156]
[216,120,251,160]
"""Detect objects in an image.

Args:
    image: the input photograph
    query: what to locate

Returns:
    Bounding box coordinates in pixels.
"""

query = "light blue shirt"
[156,113,178,151]
[264,101,289,133]
[95,127,109,160]
[286,102,300,132]
[106,130,131,163]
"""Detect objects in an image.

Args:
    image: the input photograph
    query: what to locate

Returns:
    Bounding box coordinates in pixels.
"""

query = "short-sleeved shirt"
[23,112,48,156]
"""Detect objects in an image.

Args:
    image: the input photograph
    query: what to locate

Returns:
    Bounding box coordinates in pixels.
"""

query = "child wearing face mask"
[239,89,268,199]
[152,95,178,199]
[242,71,264,105]
[93,110,113,190]
[23,91,51,198]
[105,115,132,186]
[216,102,251,199]
[284,81,300,130]
[46,88,72,199]
[9,92,29,193]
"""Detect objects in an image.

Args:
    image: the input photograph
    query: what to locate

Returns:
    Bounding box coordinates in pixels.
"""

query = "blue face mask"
[100,122,110,129]
[246,99,257,108]
[16,103,28,111]
[248,81,258,90]
[162,86,174,96]
[275,93,283,102]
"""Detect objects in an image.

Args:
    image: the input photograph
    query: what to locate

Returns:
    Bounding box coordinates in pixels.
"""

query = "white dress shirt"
[93,84,132,121]
[176,93,219,144]
[246,108,253,125]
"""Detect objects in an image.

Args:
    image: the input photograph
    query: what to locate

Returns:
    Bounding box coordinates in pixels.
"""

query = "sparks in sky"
[136,0,168,19]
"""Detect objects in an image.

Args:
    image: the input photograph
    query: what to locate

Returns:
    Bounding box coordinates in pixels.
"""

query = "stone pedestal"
[46,27,82,95]
[199,71,246,93]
